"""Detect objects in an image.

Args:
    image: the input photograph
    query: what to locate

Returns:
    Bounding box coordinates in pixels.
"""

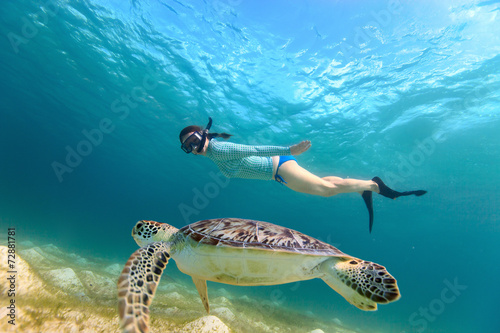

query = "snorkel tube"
[197,117,212,153]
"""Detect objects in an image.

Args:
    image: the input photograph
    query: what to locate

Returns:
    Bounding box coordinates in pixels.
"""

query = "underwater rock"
[79,270,116,299]
[212,307,236,322]
[212,296,232,307]
[41,243,64,256]
[305,310,315,317]
[157,281,184,293]
[20,246,64,265]
[253,321,272,332]
[239,294,252,302]
[68,253,89,266]
[333,317,343,326]
[163,306,180,316]
[19,247,46,263]
[19,247,55,269]
[182,315,230,333]
[42,267,85,295]
[214,287,232,298]
[166,291,184,302]
[73,291,91,302]
[19,240,35,248]
[162,306,200,320]
[0,246,49,297]
[155,289,197,310]
[104,263,122,276]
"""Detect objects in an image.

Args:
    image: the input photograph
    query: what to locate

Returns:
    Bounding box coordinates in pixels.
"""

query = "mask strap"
[196,117,212,153]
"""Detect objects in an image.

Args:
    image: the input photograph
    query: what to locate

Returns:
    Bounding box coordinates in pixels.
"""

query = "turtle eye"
[136,222,144,230]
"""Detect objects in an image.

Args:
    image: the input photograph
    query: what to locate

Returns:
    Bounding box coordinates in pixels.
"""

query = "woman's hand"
[290,140,311,155]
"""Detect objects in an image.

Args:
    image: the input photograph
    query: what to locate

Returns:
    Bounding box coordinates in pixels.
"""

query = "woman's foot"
[372,177,427,199]
[362,191,374,233]
[362,177,427,233]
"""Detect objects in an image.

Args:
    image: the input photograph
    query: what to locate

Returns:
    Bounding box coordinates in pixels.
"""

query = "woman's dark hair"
[179,125,232,143]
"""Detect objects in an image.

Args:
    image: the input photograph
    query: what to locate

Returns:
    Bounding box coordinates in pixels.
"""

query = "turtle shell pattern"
[179,218,347,256]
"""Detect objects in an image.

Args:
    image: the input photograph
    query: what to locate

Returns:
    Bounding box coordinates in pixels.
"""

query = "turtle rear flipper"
[118,242,170,333]
[320,257,400,311]
[192,277,210,313]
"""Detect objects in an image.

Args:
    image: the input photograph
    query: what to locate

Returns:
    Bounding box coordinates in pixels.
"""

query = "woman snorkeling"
[180,118,427,232]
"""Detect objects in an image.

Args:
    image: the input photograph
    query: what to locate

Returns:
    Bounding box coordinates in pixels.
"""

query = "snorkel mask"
[181,117,212,154]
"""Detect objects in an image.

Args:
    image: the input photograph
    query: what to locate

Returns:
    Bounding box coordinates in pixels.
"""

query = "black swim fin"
[362,191,374,233]
[372,176,427,199]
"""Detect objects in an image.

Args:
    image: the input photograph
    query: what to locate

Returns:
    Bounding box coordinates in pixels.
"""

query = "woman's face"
[181,131,207,154]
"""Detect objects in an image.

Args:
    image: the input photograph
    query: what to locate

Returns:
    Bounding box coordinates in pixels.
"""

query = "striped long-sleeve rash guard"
[205,140,291,180]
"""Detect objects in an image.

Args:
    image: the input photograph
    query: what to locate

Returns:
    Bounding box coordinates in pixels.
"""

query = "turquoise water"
[1,0,499,332]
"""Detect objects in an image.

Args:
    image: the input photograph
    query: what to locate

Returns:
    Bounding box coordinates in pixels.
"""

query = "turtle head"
[131,220,178,247]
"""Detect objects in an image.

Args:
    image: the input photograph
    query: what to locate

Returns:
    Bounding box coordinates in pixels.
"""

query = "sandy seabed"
[0,242,357,333]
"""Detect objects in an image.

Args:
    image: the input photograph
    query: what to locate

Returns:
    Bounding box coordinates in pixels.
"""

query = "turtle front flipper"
[320,257,400,311]
[117,242,170,333]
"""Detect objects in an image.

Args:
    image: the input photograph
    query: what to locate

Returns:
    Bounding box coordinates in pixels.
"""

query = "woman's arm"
[209,140,311,160]
[290,140,311,155]
[209,141,290,160]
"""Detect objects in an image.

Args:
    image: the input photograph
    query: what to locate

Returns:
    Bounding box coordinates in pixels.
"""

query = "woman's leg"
[322,176,379,194]
[276,161,378,197]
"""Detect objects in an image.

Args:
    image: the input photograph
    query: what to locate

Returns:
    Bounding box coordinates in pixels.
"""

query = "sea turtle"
[118,218,400,333]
